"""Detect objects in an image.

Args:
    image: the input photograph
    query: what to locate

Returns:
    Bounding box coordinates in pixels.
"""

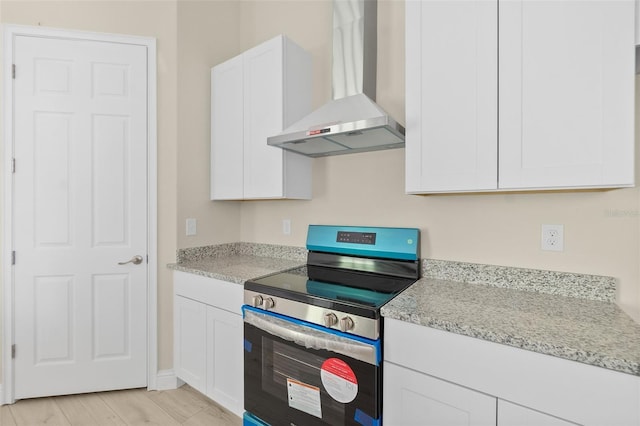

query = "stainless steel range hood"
[267,0,405,157]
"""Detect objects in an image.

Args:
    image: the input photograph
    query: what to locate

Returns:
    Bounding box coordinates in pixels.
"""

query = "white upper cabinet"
[499,0,635,189]
[211,35,312,200]
[406,0,636,193]
[211,55,244,200]
[405,0,498,192]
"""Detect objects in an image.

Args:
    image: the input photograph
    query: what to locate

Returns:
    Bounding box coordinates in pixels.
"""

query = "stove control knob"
[252,295,264,308]
[340,316,355,332]
[264,297,276,310]
[324,313,338,327]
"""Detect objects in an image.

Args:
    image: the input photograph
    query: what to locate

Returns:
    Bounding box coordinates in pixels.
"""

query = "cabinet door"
[174,296,207,394]
[384,362,496,426]
[206,306,244,417]
[243,36,285,199]
[405,0,497,193]
[499,0,635,189]
[211,54,244,200]
[498,400,578,426]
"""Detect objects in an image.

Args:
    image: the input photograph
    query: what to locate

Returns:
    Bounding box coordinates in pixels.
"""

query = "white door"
[384,362,496,426]
[206,305,243,416]
[242,36,285,199]
[12,34,148,399]
[210,54,244,200]
[405,0,498,193]
[174,296,207,394]
[499,0,635,189]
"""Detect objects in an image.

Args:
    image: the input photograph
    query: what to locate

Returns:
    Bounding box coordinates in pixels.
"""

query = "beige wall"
[232,0,640,319]
[176,0,241,249]
[0,0,180,370]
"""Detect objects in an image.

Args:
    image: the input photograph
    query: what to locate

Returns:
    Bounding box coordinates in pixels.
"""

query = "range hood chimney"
[267,0,405,157]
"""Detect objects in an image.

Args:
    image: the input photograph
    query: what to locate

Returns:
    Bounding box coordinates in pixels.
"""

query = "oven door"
[242,306,381,426]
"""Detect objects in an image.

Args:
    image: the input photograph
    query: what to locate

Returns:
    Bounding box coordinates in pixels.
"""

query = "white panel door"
[405,0,497,193]
[211,54,244,200]
[384,362,497,426]
[206,306,243,417]
[174,296,207,394]
[13,35,148,398]
[499,0,635,189]
[242,36,284,199]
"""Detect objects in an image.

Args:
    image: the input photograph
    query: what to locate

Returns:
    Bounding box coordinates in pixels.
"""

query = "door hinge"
[11,251,15,265]
[12,158,15,173]
[12,64,15,79]
[11,344,15,359]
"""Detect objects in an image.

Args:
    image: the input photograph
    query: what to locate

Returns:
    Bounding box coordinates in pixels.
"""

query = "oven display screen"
[336,231,376,245]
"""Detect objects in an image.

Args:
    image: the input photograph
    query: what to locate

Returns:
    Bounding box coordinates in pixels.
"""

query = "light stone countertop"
[167,242,306,285]
[169,254,304,285]
[381,277,640,376]
[167,244,640,377]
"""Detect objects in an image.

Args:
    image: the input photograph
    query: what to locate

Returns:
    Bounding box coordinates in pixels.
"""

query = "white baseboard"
[153,369,180,391]
[0,372,180,403]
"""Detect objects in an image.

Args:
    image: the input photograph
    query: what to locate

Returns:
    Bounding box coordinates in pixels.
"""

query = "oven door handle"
[244,308,380,366]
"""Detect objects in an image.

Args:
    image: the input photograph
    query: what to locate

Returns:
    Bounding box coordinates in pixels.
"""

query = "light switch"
[282,219,291,235]
[186,218,197,236]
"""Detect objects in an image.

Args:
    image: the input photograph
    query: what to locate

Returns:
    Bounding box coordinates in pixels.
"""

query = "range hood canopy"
[268,0,405,158]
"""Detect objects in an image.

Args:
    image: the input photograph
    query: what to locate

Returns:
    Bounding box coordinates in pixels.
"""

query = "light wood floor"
[0,385,242,426]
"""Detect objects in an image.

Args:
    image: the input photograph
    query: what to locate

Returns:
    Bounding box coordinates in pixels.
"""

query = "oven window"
[263,339,346,424]
[244,321,379,426]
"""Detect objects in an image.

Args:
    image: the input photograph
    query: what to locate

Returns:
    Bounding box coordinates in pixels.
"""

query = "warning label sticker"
[287,378,322,419]
[320,358,358,403]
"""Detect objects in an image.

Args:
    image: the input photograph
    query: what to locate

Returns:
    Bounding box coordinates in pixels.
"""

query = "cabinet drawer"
[173,270,243,314]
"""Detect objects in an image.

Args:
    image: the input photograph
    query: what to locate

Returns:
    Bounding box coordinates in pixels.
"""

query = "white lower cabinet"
[206,304,243,414]
[384,362,496,426]
[174,296,207,394]
[173,271,243,417]
[498,400,578,426]
[383,364,579,426]
[383,318,640,426]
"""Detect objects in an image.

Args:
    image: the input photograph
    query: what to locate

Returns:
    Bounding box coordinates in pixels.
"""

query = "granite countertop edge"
[167,242,307,284]
[167,263,248,285]
[168,244,640,377]
[384,312,640,376]
[381,277,640,377]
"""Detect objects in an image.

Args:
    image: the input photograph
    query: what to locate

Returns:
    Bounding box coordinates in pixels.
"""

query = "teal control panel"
[306,225,420,261]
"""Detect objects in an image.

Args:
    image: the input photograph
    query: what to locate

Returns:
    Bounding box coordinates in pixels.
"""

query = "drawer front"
[174,270,243,314]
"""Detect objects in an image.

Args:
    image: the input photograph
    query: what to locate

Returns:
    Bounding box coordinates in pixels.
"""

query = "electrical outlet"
[282,219,291,235]
[186,218,197,236]
[541,224,564,251]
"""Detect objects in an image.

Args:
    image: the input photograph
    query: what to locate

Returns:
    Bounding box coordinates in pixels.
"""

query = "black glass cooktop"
[244,265,417,315]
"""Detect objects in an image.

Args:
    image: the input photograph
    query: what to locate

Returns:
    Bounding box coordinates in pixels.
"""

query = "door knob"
[118,255,144,265]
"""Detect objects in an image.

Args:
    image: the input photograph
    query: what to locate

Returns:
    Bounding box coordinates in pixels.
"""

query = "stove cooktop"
[244,265,417,316]
[245,225,420,326]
